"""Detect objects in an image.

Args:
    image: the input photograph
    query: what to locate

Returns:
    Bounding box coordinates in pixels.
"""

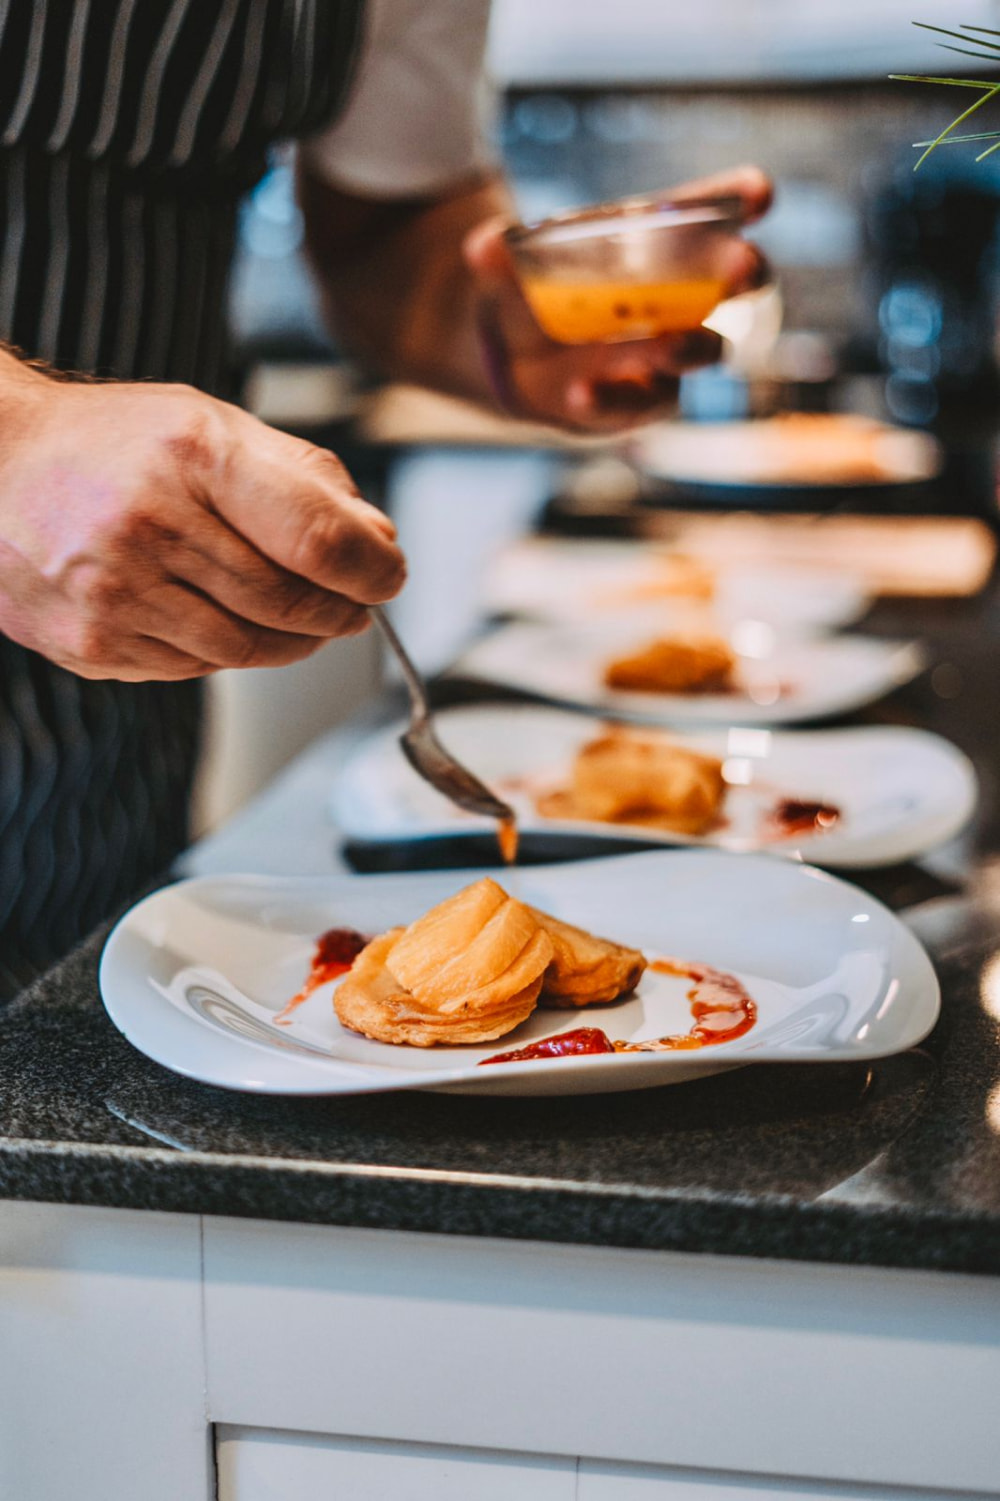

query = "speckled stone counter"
[3,558,1000,1278]
[0,881,998,1275]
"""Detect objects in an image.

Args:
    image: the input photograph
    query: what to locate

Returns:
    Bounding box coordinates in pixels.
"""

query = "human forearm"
[300,162,774,433]
[298,164,510,405]
[0,347,52,457]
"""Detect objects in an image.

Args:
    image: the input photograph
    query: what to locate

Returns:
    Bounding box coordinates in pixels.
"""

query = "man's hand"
[0,364,405,681]
[463,167,773,434]
[300,161,772,437]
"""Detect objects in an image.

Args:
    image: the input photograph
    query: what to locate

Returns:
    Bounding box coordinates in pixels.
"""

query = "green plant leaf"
[931,43,1000,63]
[913,129,1000,145]
[913,83,1000,169]
[913,20,1000,49]
[890,74,1000,87]
[895,21,1000,166]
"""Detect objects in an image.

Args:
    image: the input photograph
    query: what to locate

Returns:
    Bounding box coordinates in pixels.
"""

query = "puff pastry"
[603,634,735,694]
[335,879,552,1047]
[531,909,646,1007]
[537,726,725,835]
[334,877,647,1046]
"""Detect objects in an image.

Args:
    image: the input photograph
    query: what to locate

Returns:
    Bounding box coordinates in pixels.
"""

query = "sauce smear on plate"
[480,1026,616,1065]
[275,927,368,1025]
[767,798,840,839]
[480,957,756,1065]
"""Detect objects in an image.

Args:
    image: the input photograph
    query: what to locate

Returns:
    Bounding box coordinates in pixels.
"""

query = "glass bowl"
[504,192,746,345]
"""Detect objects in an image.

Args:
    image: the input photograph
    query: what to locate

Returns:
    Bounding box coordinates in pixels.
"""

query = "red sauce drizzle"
[480,957,756,1065]
[480,1026,615,1065]
[275,927,368,1026]
[767,798,841,839]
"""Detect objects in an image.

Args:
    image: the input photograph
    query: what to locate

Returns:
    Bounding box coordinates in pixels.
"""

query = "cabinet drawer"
[216,1428,575,1501]
[579,1460,996,1500]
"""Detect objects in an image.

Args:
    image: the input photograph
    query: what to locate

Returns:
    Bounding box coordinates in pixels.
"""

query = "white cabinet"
[3,1203,999,1501]
[217,1429,575,1500]
[0,1201,211,1501]
[202,1219,1000,1495]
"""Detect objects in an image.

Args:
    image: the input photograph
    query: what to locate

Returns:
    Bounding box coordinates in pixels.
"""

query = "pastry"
[531,909,646,1007]
[335,878,553,1047]
[334,877,647,1046]
[537,726,724,835]
[603,634,735,694]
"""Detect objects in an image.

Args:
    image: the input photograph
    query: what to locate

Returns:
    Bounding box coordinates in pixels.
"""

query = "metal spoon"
[369,606,515,824]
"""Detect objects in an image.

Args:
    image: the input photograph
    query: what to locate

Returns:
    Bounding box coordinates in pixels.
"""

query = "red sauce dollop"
[480,1027,616,1065]
[275,927,369,1025]
[768,798,840,839]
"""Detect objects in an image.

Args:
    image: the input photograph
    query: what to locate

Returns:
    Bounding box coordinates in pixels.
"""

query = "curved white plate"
[486,539,869,632]
[100,853,939,1098]
[451,622,924,727]
[332,706,977,870]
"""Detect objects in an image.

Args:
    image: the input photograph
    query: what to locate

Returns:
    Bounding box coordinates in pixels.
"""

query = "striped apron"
[0,0,365,994]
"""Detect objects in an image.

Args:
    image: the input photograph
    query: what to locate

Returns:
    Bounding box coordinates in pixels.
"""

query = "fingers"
[167,511,380,637]
[669,164,774,224]
[715,238,771,299]
[211,419,407,607]
[143,581,364,670]
[566,372,680,431]
[63,638,217,683]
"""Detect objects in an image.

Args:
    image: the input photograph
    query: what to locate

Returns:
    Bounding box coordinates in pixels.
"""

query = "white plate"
[451,622,924,727]
[631,415,942,488]
[486,539,869,632]
[332,706,977,870]
[99,853,939,1098]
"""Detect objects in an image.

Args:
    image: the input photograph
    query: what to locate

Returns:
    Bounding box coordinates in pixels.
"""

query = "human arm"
[298,161,772,434]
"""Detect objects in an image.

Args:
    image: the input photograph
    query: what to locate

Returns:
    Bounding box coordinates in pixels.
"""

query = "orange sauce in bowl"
[521,277,726,344]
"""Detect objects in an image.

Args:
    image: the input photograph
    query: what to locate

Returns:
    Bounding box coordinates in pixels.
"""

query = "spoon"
[369,606,517,856]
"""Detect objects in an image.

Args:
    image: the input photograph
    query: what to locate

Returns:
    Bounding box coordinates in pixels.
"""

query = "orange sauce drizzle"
[497,815,520,866]
[480,956,756,1064]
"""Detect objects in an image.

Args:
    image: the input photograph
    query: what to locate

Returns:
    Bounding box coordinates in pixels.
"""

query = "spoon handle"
[369,605,429,722]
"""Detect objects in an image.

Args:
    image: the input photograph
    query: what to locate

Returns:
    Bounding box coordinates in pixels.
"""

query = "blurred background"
[196,0,1000,831]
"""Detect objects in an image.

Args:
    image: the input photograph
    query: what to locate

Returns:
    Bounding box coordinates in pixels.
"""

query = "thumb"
[463,214,518,290]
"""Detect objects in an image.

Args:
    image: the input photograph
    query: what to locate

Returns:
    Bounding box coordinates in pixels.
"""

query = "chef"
[0,0,770,993]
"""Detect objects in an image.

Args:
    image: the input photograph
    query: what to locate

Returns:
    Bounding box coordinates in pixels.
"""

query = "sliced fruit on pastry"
[387,878,552,1012]
[335,878,553,1048]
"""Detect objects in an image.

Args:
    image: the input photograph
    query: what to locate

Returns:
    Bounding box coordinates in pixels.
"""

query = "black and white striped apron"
[0,0,365,995]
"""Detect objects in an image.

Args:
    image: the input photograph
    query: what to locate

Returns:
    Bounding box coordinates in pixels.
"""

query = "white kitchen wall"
[488,0,1000,83]
[193,630,382,834]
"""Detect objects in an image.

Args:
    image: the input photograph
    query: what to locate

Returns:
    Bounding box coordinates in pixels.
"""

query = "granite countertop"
[2,523,1000,1276]
[0,890,999,1274]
